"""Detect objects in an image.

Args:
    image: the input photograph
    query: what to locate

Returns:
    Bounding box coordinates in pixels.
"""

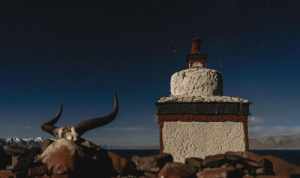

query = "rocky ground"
[1,139,300,178]
[118,151,300,178]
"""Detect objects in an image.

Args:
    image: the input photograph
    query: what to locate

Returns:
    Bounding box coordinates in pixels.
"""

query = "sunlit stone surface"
[170,67,223,97]
[162,122,246,162]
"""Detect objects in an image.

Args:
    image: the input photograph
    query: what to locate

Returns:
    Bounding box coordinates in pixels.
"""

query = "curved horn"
[75,94,119,136]
[41,104,63,136]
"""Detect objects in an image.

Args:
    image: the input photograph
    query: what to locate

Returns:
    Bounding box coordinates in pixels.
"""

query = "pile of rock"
[0,144,40,173]
[121,151,300,178]
[131,153,173,178]
[1,143,299,178]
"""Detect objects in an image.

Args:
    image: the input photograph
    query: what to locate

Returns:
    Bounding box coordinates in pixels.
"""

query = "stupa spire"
[186,38,208,68]
[191,38,202,54]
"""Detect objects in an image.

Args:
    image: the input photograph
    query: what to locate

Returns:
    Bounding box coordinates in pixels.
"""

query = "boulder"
[225,152,244,164]
[108,151,137,176]
[203,154,227,168]
[13,148,39,171]
[243,176,289,178]
[0,146,9,169]
[225,151,263,163]
[143,172,158,178]
[132,153,173,173]
[158,162,197,178]
[185,157,203,172]
[262,155,300,176]
[197,167,242,178]
[28,165,48,177]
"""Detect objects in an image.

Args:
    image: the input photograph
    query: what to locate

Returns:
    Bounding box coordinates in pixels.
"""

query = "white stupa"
[156,38,250,162]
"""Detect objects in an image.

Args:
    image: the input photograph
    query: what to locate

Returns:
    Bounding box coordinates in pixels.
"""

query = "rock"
[0,146,9,169]
[185,157,203,172]
[261,159,275,175]
[28,165,48,177]
[225,151,263,163]
[13,148,40,171]
[197,167,242,178]
[203,154,227,168]
[221,164,235,170]
[243,176,289,178]
[132,154,173,173]
[0,170,17,178]
[158,162,196,178]
[243,159,264,169]
[108,151,137,176]
[262,155,300,176]
[225,152,244,164]
[143,172,158,178]
[4,144,30,156]
[255,168,265,175]
[49,175,70,178]
[225,151,272,174]
[244,152,264,163]
[193,152,276,177]
[240,159,273,176]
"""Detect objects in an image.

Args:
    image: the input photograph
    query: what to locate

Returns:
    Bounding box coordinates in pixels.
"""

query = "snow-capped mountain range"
[0,137,43,145]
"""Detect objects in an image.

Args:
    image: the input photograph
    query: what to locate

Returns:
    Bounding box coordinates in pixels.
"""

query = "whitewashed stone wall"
[170,67,223,97]
[162,121,246,162]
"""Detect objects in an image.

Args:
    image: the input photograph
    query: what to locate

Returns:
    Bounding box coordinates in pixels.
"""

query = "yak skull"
[39,94,119,175]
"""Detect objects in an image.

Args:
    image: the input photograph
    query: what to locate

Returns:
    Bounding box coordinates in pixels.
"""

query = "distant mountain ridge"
[249,135,300,149]
[0,137,43,145]
[5,137,43,143]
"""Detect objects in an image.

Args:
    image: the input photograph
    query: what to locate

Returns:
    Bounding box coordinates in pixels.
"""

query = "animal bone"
[41,94,118,141]
[39,94,121,177]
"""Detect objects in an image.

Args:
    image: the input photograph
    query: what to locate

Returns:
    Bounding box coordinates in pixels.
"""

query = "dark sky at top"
[0,0,299,147]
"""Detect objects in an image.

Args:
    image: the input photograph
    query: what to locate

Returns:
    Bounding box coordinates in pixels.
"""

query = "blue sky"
[0,0,299,147]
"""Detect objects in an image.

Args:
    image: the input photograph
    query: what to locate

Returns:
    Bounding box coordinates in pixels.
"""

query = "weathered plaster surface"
[170,67,223,97]
[162,121,246,162]
[158,95,249,103]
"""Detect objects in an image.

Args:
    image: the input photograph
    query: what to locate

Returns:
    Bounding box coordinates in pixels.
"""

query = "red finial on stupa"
[191,38,202,54]
[186,38,208,68]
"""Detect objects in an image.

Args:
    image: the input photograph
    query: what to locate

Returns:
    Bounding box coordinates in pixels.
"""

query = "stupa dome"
[170,67,223,97]
[170,38,223,97]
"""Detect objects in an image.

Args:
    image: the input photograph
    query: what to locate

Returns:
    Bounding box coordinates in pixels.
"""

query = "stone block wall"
[158,115,248,162]
[156,102,249,163]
